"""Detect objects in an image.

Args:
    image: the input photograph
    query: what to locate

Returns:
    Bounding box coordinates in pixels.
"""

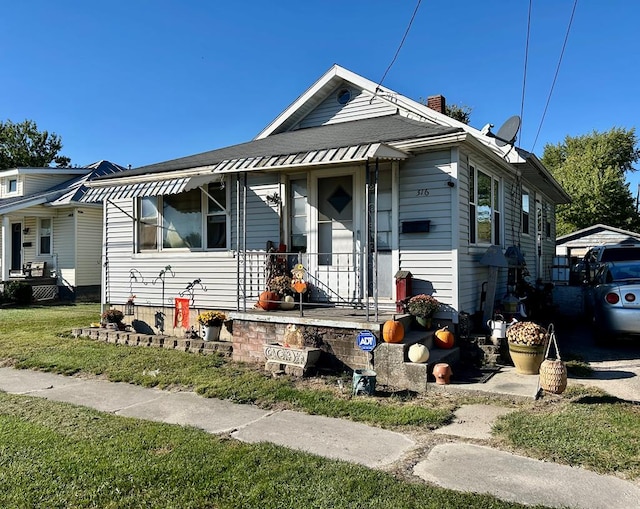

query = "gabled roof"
[87,64,569,206]
[557,224,640,246]
[0,160,127,214]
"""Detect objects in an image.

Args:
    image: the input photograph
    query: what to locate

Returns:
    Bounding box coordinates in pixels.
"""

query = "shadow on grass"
[573,394,627,405]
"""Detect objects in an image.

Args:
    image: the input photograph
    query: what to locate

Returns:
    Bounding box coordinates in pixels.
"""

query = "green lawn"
[0,391,533,509]
[0,303,638,508]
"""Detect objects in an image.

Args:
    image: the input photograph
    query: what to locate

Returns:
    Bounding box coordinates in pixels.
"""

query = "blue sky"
[2,1,639,195]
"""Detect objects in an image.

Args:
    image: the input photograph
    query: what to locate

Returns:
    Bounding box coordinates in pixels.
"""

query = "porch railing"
[238,249,372,313]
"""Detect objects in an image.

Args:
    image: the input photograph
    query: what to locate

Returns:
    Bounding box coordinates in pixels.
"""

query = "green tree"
[542,127,640,236]
[0,119,71,170]
[445,103,472,124]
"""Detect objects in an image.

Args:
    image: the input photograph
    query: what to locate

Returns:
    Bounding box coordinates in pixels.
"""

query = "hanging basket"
[539,324,567,395]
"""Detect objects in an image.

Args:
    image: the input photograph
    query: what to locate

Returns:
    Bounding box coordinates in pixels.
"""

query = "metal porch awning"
[209,142,409,174]
[80,174,216,203]
[80,142,409,203]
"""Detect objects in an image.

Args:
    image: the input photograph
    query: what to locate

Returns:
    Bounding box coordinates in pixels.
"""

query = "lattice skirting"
[32,285,59,301]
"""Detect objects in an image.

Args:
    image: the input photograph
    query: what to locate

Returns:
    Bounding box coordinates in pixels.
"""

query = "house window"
[139,197,159,250]
[137,182,227,252]
[39,218,52,255]
[543,202,552,239]
[206,182,227,249]
[163,188,202,249]
[289,177,308,252]
[469,163,501,245]
[522,190,530,235]
[8,178,18,193]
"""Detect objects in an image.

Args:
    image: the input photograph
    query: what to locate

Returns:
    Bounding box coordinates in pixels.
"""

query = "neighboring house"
[83,65,570,330]
[556,223,640,259]
[0,160,127,300]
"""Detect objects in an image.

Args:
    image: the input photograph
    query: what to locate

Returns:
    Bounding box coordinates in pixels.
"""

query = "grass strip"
[0,393,529,509]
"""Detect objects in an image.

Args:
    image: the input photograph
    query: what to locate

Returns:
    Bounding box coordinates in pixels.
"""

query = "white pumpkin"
[408,343,430,363]
[280,295,296,310]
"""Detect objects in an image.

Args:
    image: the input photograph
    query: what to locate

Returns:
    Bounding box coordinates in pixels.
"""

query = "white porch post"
[0,216,11,281]
[1,216,10,281]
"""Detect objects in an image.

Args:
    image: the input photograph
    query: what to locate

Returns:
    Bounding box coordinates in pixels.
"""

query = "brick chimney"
[427,95,446,114]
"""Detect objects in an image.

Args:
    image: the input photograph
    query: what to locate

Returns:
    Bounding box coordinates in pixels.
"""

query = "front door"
[312,174,360,303]
[11,223,22,272]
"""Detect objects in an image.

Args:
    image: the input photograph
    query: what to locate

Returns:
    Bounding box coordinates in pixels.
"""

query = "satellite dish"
[493,115,521,147]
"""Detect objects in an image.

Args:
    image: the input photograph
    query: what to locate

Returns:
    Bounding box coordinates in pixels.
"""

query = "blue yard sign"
[356,330,376,351]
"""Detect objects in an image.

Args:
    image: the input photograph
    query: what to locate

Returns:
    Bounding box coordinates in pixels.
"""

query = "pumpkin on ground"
[408,342,430,363]
[383,319,405,343]
[434,326,455,349]
[257,290,279,310]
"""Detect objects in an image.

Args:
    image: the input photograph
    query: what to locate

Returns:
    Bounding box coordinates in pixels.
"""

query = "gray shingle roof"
[96,114,462,180]
[0,161,127,212]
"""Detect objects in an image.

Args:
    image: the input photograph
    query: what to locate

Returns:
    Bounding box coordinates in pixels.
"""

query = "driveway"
[552,319,640,402]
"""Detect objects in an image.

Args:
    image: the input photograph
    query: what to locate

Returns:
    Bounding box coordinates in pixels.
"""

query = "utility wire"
[518,0,533,146]
[375,0,422,91]
[531,0,578,152]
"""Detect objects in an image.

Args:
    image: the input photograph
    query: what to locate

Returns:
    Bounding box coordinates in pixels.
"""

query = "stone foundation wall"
[231,318,371,372]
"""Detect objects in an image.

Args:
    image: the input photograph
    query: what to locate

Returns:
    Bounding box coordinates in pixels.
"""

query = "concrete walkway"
[1,366,639,509]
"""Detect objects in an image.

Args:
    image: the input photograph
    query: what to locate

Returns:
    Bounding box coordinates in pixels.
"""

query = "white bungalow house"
[0,160,127,300]
[81,65,570,371]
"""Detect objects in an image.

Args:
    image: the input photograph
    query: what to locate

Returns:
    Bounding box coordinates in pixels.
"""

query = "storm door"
[312,174,360,303]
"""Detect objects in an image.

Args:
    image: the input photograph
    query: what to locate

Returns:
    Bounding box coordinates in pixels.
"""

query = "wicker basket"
[539,325,567,395]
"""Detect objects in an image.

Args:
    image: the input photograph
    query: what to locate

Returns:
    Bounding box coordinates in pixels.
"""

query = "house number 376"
[416,188,430,196]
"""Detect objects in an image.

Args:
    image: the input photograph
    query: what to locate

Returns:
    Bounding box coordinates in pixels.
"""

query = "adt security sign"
[356,330,376,351]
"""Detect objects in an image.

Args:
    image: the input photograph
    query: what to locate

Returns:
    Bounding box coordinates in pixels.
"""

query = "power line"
[531,0,579,152]
[375,0,422,90]
[518,0,533,146]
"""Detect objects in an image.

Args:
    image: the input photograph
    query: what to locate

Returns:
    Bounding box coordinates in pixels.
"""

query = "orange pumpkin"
[434,326,455,349]
[258,290,279,310]
[383,319,405,343]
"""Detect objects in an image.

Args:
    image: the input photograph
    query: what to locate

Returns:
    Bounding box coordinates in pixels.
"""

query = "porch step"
[373,329,460,393]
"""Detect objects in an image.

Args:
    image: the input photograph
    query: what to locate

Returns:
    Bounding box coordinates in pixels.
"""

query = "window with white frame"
[544,202,552,239]
[137,182,227,252]
[469,163,502,245]
[522,190,530,235]
[39,218,52,255]
[8,178,18,193]
[289,177,308,252]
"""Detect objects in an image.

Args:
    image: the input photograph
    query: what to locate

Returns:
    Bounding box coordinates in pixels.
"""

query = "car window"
[609,262,640,281]
[600,247,640,262]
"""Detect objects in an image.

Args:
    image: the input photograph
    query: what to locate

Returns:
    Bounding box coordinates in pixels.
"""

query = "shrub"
[4,281,33,305]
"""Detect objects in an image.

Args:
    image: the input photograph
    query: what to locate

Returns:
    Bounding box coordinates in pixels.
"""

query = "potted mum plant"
[101,308,125,330]
[267,274,296,310]
[196,310,227,341]
[407,294,440,329]
[505,321,548,374]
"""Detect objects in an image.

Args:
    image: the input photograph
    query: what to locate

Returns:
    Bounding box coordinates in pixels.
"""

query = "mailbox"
[394,270,413,312]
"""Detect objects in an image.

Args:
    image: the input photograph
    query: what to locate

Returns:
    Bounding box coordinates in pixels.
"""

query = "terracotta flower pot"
[433,363,452,384]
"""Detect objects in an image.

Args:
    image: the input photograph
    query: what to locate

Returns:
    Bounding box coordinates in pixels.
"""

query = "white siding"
[298,89,397,128]
[397,151,456,308]
[103,187,274,312]
[23,174,76,195]
[54,212,76,286]
[76,208,103,286]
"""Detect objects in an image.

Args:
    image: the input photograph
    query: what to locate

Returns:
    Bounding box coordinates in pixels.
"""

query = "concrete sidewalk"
[1,366,639,509]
